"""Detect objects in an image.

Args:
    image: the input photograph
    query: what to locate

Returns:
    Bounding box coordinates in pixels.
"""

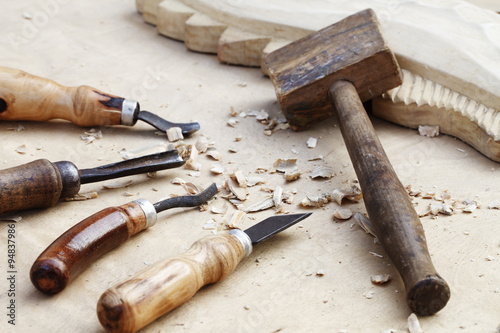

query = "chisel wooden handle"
[0,66,134,126]
[97,232,246,333]
[0,159,80,215]
[30,200,156,295]
[329,80,450,315]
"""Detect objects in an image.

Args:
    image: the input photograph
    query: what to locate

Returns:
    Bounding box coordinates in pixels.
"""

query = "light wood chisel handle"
[329,80,450,315]
[97,233,245,333]
[30,201,155,295]
[0,159,80,215]
[0,66,126,126]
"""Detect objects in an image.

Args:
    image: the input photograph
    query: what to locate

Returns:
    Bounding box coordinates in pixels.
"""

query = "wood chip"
[210,163,225,174]
[488,200,500,209]
[408,313,423,333]
[166,127,184,142]
[370,274,392,285]
[202,220,217,230]
[311,166,334,179]
[333,208,353,220]
[362,290,375,299]
[230,170,248,187]
[195,136,212,153]
[245,196,274,212]
[182,182,201,195]
[354,213,376,238]
[206,149,222,161]
[316,269,326,276]
[331,185,363,205]
[307,137,317,148]
[418,125,440,137]
[299,194,330,208]
[15,145,27,154]
[8,124,25,132]
[284,169,302,181]
[270,158,297,173]
[211,202,228,215]
[224,211,246,229]
[171,177,186,185]
[124,191,139,197]
[65,191,98,201]
[273,186,283,209]
[227,118,239,127]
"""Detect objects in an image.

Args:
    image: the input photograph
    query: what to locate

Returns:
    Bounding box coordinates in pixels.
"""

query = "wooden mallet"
[265,9,450,315]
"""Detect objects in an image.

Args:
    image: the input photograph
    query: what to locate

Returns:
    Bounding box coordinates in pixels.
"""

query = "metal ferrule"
[120,99,140,126]
[228,229,253,258]
[133,199,157,228]
[54,161,81,198]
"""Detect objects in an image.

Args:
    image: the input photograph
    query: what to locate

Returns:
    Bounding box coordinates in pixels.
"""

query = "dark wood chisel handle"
[0,65,126,126]
[97,233,245,333]
[329,80,450,315]
[0,159,66,215]
[30,201,154,295]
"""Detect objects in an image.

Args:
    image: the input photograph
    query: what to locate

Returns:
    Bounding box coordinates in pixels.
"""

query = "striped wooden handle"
[0,66,125,126]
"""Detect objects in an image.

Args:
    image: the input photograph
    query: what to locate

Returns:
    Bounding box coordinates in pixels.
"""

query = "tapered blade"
[137,111,200,135]
[244,213,312,245]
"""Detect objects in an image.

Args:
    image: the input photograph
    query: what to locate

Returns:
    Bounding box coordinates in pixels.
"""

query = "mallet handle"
[97,233,245,333]
[0,66,124,126]
[30,202,150,295]
[329,80,450,315]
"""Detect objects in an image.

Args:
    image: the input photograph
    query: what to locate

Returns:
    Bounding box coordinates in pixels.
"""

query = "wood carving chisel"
[0,150,185,215]
[265,9,450,315]
[30,183,218,295]
[0,66,199,135]
[97,212,312,333]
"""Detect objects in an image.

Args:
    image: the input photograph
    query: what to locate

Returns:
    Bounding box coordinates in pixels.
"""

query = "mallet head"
[265,9,402,130]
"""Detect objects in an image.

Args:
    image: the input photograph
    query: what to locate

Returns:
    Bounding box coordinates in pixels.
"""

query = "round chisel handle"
[329,80,450,315]
[0,65,138,127]
[0,159,80,215]
[97,230,250,333]
[30,200,157,295]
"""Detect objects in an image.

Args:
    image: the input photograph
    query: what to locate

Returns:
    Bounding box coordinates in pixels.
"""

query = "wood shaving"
[166,127,184,142]
[171,177,186,185]
[308,155,323,161]
[202,220,217,230]
[370,274,392,285]
[354,213,376,238]
[369,252,383,258]
[270,158,297,173]
[211,202,228,215]
[284,169,302,181]
[418,125,440,137]
[316,269,325,276]
[15,145,27,154]
[226,179,248,201]
[247,176,265,187]
[81,128,102,144]
[273,186,283,209]
[230,170,248,187]
[210,163,225,174]
[362,290,375,299]
[234,136,242,142]
[228,147,238,153]
[307,137,317,148]
[184,145,202,171]
[488,200,500,209]
[224,211,246,229]
[255,167,268,173]
[405,185,422,197]
[332,185,363,205]
[195,136,212,153]
[206,149,222,161]
[124,191,139,197]
[245,196,274,212]
[310,166,334,179]
[333,208,353,221]
[188,171,200,178]
[299,194,330,208]
[408,313,423,333]
[102,179,133,189]
[182,182,201,195]
[264,122,290,136]
[486,256,496,261]
[65,191,98,201]
[227,118,239,127]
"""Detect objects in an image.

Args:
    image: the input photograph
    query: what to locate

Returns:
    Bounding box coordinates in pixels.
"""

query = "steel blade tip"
[244,212,312,245]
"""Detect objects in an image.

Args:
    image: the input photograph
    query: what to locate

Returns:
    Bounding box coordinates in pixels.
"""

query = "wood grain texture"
[265,9,401,130]
[0,66,123,127]
[0,159,63,215]
[97,233,245,333]
[329,80,450,315]
[30,202,148,295]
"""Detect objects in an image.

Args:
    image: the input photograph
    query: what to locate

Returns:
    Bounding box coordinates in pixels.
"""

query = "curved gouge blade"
[244,212,312,244]
[96,211,312,332]
[153,183,218,212]
[30,183,218,295]
[137,110,200,135]
[79,150,185,184]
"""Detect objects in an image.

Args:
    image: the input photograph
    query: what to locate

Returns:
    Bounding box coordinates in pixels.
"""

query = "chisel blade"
[244,213,312,245]
[137,110,200,135]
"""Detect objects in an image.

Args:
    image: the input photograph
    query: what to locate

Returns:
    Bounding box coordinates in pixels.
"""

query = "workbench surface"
[0,1,498,332]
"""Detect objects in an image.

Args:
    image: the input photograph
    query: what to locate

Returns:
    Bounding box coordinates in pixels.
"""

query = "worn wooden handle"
[0,159,63,214]
[0,66,124,126]
[97,233,245,333]
[30,201,153,295]
[329,80,450,315]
